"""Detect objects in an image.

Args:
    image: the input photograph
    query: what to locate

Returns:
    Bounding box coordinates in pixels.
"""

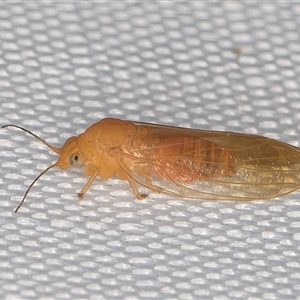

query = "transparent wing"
[117,122,300,200]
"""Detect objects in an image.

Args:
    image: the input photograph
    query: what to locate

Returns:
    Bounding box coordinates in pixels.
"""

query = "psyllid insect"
[3,118,300,212]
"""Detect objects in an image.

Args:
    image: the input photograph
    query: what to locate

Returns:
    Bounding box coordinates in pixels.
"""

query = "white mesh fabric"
[0,2,300,299]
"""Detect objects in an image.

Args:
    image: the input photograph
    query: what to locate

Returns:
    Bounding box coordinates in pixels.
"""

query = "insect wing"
[117,122,300,200]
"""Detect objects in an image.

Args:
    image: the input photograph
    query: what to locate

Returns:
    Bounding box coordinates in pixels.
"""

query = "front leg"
[77,173,98,200]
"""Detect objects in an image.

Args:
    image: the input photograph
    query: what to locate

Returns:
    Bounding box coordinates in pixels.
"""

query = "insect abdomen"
[148,136,235,183]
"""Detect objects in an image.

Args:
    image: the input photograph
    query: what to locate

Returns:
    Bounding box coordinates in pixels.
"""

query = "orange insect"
[3,118,300,212]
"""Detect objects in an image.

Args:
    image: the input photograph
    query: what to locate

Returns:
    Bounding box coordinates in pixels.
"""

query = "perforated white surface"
[1,2,300,299]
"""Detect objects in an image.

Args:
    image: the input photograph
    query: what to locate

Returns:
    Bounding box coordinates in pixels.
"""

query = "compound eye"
[69,153,83,167]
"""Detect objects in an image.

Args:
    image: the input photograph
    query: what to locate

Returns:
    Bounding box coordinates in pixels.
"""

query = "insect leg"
[77,173,98,200]
[125,175,148,200]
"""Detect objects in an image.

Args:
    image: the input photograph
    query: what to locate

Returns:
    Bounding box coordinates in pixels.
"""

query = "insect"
[3,118,300,212]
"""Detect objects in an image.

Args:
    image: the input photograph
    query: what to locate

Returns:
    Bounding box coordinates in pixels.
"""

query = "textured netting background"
[0,2,300,300]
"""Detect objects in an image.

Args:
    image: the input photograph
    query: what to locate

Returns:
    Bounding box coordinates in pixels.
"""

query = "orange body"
[4,118,300,212]
[58,119,235,182]
[57,118,300,200]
